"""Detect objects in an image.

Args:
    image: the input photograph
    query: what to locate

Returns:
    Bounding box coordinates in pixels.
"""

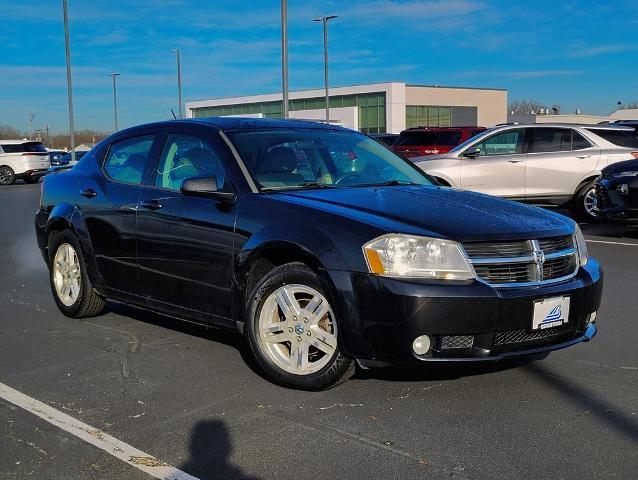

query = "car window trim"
[218,130,259,193]
[100,132,160,187]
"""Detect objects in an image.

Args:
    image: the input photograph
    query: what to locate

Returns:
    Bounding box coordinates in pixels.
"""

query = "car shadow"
[179,419,262,480]
[523,363,638,444]
[102,302,266,379]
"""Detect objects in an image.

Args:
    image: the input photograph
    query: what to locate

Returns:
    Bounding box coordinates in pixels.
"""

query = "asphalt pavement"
[1,183,637,480]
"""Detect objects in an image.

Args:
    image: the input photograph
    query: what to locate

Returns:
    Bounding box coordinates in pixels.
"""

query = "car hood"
[601,159,638,176]
[272,185,575,242]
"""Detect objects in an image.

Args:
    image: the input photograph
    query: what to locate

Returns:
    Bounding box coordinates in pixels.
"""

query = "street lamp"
[281,0,289,118]
[109,73,120,131]
[170,49,183,118]
[62,0,76,161]
[313,15,338,123]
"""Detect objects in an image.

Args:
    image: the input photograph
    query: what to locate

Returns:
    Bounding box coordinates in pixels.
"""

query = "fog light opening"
[587,311,597,325]
[412,335,432,355]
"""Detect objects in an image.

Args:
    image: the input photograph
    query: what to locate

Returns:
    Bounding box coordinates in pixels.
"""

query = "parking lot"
[1,183,637,479]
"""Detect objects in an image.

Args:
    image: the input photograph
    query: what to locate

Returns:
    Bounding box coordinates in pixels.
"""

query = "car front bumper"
[594,177,638,221]
[327,258,603,364]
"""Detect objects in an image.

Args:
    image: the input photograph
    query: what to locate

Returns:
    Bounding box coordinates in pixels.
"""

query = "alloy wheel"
[0,167,13,185]
[583,187,597,218]
[53,243,82,307]
[258,284,338,375]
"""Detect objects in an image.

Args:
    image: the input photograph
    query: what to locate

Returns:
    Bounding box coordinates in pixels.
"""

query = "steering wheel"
[334,172,367,185]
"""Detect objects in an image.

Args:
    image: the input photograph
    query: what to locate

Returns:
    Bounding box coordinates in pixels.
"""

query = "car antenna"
[170,109,177,119]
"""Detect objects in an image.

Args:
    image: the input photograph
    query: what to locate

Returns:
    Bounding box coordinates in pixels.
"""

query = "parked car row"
[410,123,638,220]
[36,118,602,389]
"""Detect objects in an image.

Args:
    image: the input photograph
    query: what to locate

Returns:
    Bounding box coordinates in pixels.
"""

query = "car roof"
[114,117,352,137]
[495,123,634,131]
[403,126,483,131]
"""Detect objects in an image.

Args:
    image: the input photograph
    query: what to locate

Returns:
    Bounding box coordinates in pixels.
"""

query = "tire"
[245,262,354,390]
[48,230,106,318]
[571,181,603,222]
[0,166,15,186]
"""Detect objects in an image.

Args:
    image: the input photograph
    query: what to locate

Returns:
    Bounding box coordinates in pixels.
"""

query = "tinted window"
[227,129,431,190]
[103,135,154,185]
[585,129,638,148]
[395,131,437,146]
[571,131,591,150]
[2,142,47,153]
[532,128,571,153]
[475,129,525,156]
[437,131,463,147]
[155,134,226,191]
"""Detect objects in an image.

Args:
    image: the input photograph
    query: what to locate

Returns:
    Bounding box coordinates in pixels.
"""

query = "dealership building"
[186,82,507,134]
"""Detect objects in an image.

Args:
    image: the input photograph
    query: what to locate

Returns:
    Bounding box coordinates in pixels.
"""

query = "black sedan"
[594,159,638,223]
[35,118,602,390]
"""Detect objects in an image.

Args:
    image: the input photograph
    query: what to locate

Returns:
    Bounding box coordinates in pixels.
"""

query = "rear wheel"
[0,166,15,186]
[48,230,105,318]
[245,262,354,390]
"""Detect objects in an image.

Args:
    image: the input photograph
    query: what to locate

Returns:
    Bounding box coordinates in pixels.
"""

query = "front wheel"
[245,262,354,390]
[0,166,15,186]
[48,230,106,318]
[571,182,603,222]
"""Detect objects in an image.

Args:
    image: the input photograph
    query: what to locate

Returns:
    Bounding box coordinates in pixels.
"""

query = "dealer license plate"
[532,296,570,331]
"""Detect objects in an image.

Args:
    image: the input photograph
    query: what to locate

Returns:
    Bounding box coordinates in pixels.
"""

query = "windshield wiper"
[260,182,337,192]
[362,180,420,187]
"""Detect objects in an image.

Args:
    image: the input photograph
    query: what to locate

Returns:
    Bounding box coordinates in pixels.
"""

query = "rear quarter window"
[586,129,638,148]
[1,142,47,153]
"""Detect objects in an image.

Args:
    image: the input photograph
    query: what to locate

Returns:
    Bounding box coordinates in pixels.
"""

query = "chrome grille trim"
[462,235,578,287]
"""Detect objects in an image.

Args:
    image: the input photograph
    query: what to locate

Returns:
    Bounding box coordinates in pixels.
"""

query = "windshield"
[449,128,496,153]
[227,128,433,190]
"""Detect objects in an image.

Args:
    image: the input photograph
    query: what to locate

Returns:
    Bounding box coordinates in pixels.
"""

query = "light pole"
[281,0,289,118]
[314,15,337,123]
[109,73,120,131]
[62,0,76,161]
[170,49,183,118]
[28,113,35,140]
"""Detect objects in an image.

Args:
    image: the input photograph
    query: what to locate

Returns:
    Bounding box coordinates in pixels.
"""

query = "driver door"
[460,128,528,199]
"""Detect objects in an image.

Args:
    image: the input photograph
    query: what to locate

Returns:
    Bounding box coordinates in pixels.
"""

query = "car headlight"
[574,225,588,266]
[363,234,475,280]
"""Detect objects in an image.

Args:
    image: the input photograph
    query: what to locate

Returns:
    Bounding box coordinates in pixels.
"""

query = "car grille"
[494,325,571,345]
[440,335,474,350]
[463,235,578,286]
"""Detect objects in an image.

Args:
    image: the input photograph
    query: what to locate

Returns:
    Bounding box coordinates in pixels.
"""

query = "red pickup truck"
[393,126,486,158]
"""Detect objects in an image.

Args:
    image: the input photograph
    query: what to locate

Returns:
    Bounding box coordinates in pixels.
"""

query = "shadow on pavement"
[524,363,638,444]
[102,302,266,379]
[179,419,262,480]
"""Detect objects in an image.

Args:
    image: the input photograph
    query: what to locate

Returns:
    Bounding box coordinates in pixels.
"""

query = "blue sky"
[2,0,637,133]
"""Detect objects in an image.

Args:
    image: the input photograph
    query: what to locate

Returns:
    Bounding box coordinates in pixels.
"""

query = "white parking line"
[0,382,199,480]
[585,239,638,247]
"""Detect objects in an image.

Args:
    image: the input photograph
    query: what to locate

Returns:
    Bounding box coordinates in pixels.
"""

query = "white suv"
[414,124,638,218]
[0,140,51,185]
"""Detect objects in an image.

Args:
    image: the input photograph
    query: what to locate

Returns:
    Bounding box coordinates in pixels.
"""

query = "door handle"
[507,159,524,163]
[80,188,97,198]
[576,155,591,159]
[139,199,162,211]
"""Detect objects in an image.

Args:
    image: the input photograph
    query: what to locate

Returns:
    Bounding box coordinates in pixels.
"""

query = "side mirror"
[181,176,236,203]
[463,146,481,158]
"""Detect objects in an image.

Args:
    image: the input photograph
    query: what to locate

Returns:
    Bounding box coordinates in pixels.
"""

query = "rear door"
[460,128,527,198]
[525,127,600,201]
[137,126,238,323]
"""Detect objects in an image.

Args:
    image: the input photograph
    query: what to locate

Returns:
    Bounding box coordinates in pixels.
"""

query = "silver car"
[413,123,638,219]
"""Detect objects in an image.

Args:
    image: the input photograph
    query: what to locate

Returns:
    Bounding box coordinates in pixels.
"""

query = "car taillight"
[631,152,638,159]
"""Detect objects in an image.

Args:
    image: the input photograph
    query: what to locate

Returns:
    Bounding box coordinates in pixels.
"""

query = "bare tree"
[508,100,546,115]
[0,124,23,140]
[620,101,638,109]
